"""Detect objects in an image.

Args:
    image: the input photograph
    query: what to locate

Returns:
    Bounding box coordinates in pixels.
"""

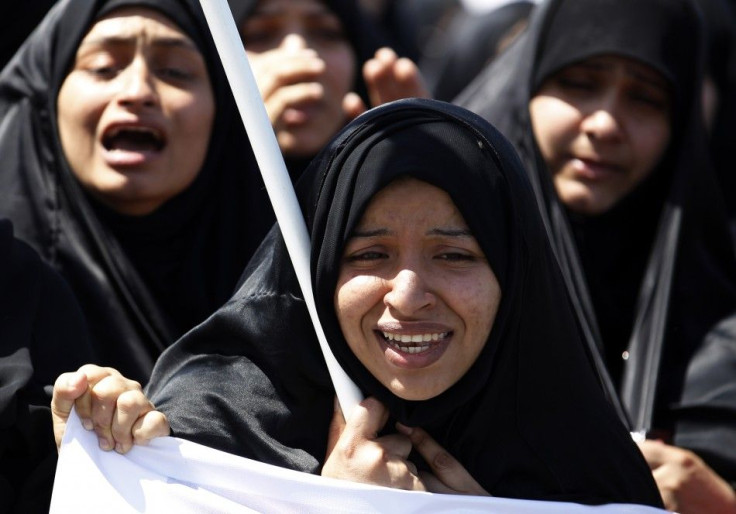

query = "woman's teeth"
[381,331,448,354]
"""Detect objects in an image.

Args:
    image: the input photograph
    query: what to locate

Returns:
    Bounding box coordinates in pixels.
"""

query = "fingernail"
[115,443,124,454]
[82,419,93,431]
[98,438,111,451]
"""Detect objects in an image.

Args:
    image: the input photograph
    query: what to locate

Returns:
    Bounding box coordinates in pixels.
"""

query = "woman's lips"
[571,157,622,180]
[102,147,163,167]
[100,123,167,167]
[374,329,452,369]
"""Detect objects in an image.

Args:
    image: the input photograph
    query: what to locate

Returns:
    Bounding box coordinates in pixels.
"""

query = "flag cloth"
[50,410,668,513]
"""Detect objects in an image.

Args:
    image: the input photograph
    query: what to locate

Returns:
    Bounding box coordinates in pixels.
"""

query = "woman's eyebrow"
[79,35,197,51]
[349,228,473,238]
[626,67,670,90]
[427,228,473,237]
[350,228,391,238]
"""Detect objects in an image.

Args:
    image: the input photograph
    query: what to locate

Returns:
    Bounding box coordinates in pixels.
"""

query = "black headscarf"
[0,0,274,383]
[148,98,663,506]
[226,0,384,178]
[456,0,736,481]
[0,218,94,513]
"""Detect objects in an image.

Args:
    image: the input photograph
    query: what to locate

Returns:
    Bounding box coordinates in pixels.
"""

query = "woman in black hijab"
[227,0,428,179]
[91,98,668,506]
[456,0,736,510]
[0,0,274,384]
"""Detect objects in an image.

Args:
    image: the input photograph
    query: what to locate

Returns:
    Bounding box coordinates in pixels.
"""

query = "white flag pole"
[198,0,362,419]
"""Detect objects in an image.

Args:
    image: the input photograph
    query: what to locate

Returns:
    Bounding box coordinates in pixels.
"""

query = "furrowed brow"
[427,228,473,237]
[349,228,392,238]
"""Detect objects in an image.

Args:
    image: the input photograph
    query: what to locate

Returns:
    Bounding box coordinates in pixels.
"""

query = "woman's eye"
[157,67,192,80]
[347,251,387,262]
[309,27,346,43]
[85,64,118,78]
[557,77,596,92]
[242,30,275,46]
[435,252,475,262]
[629,90,669,111]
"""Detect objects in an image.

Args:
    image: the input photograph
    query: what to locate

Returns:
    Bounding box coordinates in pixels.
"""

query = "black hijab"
[226,0,384,178]
[0,0,274,383]
[456,0,736,478]
[148,98,662,506]
[0,218,94,513]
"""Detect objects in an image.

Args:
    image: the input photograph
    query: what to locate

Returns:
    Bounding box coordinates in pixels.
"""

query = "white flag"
[50,409,669,514]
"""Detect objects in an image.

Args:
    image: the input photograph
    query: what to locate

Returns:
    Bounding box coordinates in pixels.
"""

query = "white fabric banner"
[50,410,668,514]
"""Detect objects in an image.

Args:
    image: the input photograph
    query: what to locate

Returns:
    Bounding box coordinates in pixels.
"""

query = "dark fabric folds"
[0,0,274,383]
[456,0,736,482]
[148,98,662,506]
[0,218,94,513]
[420,1,535,102]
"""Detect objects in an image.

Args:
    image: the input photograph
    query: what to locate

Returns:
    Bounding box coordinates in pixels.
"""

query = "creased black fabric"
[148,98,662,506]
[420,1,535,102]
[0,0,273,383]
[456,0,736,481]
[0,218,94,514]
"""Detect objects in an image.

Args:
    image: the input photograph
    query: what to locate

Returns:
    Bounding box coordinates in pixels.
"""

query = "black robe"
[0,0,274,384]
[0,219,94,513]
[147,98,663,507]
[456,0,736,485]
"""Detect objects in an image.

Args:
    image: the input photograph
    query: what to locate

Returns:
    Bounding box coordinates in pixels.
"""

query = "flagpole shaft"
[198,0,362,419]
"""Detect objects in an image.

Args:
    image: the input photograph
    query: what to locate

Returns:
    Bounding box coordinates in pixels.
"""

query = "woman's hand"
[638,439,736,513]
[395,423,488,495]
[51,364,169,454]
[343,47,430,120]
[247,44,328,127]
[323,396,488,495]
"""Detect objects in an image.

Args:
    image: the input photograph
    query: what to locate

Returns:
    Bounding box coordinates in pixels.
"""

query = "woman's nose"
[383,268,436,315]
[581,98,624,142]
[115,58,158,108]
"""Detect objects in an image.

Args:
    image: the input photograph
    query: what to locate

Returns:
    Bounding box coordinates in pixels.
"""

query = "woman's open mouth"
[102,125,166,166]
[375,330,451,368]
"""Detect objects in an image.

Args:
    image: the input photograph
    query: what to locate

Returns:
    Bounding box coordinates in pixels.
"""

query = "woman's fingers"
[51,371,90,450]
[248,48,324,99]
[342,92,367,121]
[325,396,346,459]
[110,390,159,453]
[340,397,389,442]
[89,374,142,451]
[52,364,167,454]
[363,48,430,107]
[323,397,426,489]
[265,82,324,124]
[398,424,489,495]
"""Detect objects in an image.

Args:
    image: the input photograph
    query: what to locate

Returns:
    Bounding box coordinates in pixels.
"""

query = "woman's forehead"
[250,0,332,17]
[83,8,194,48]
